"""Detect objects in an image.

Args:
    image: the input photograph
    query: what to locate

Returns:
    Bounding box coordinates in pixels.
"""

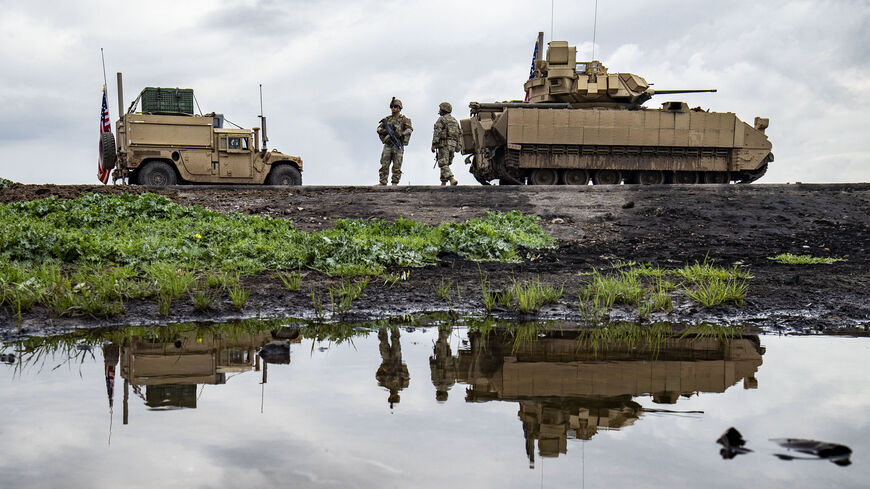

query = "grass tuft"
[768,253,845,265]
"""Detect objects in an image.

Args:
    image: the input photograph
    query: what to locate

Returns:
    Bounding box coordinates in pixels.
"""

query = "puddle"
[1,322,867,488]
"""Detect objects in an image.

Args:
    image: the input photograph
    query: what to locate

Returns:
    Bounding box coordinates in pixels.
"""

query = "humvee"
[100,80,302,186]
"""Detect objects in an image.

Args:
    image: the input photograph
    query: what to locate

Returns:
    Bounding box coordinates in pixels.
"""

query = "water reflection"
[431,327,764,466]
[2,321,867,488]
[111,330,287,421]
[376,327,410,408]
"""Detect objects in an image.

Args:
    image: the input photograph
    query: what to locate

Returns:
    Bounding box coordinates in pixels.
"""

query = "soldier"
[376,97,413,186]
[431,102,461,185]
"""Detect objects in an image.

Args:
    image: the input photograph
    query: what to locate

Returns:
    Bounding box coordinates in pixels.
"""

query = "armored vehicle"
[461,34,773,185]
[99,77,303,186]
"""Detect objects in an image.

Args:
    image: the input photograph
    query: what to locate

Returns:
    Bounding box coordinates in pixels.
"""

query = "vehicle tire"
[592,169,621,185]
[673,171,698,184]
[267,165,302,186]
[562,169,590,185]
[637,170,665,185]
[703,171,730,184]
[529,168,559,185]
[138,161,177,186]
[99,132,117,170]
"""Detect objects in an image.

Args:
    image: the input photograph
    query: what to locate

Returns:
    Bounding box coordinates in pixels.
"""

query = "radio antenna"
[591,0,599,60]
[550,0,554,42]
[259,84,268,150]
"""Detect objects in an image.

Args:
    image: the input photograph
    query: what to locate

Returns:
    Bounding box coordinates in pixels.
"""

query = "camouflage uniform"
[377,101,413,185]
[431,102,461,185]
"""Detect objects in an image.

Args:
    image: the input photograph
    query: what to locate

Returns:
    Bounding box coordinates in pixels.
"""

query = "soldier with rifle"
[376,97,413,186]
[431,102,461,185]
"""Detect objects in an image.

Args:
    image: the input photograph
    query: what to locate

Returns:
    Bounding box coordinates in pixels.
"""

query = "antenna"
[591,0,599,60]
[550,0,554,42]
[259,84,268,151]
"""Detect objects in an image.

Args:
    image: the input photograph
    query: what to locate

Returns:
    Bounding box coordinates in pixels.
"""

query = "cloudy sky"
[1,0,868,186]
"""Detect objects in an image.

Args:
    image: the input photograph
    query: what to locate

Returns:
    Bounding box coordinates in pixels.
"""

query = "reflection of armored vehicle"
[461,34,773,185]
[431,327,763,465]
[100,77,303,186]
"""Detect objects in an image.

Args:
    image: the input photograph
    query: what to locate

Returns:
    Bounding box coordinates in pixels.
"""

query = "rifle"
[379,118,404,150]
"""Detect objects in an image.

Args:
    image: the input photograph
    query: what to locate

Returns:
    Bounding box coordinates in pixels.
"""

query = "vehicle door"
[218,134,253,178]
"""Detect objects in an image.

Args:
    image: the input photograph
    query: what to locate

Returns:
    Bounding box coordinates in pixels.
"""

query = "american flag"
[524,37,539,102]
[98,85,111,184]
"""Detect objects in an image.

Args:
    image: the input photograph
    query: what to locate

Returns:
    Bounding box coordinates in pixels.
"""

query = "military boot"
[441,181,447,186]
[450,177,458,186]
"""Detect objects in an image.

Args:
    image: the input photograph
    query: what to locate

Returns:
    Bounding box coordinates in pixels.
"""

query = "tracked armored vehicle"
[461,35,773,185]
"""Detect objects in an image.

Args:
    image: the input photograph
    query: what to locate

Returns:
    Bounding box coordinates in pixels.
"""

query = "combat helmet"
[390,97,403,109]
[439,102,452,113]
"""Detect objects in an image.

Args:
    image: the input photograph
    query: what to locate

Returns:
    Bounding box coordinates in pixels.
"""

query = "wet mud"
[1,183,868,339]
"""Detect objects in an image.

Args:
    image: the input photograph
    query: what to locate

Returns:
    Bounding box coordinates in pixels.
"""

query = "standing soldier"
[377,97,413,186]
[431,102,461,186]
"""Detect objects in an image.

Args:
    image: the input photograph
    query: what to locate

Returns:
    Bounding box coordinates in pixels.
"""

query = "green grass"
[436,279,453,300]
[577,259,752,322]
[684,277,748,308]
[277,271,302,291]
[0,177,13,189]
[328,277,370,315]
[189,289,216,311]
[228,284,250,311]
[768,253,845,265]
[0,193,554,319]
[480,277,563,314]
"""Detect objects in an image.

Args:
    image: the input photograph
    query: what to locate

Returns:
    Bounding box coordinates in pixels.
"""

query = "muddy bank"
[1,183,869,339]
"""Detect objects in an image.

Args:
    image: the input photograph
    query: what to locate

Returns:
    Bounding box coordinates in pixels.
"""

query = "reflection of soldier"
[376,327,410,408]
[431,102,461,186]
[377,98,413,186]
[429,326,458,402]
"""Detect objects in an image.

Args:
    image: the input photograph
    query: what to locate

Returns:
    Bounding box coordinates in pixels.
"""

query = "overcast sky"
[1,0,868,186]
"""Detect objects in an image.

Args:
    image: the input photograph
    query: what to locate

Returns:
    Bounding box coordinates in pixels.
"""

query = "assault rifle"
[379,118,404,150]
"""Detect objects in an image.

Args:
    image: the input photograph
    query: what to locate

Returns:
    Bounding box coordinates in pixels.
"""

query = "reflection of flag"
[523,38,539,102]
[102,343,119,409]
[98,86,111,184]
[105,363,115,408]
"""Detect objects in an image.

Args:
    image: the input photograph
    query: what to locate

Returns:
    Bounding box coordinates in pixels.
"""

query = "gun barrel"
[470,102,573,113]
[650,89,718,95]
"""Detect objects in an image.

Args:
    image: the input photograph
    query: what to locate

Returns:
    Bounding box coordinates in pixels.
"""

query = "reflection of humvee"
[118,331,278,412]
[100,79,303,186]
[431,328,764,466]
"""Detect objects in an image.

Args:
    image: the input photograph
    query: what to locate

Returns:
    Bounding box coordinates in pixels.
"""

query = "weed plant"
[277,271,302,291]
[189,289,216,312]
[577,258,751,322]
[684,277,748,307]
[480,277,563,314]
[328,278,370,315]
[768,253,845,265]
[228,284,250,311]
[0,193,554,319]
[436,279,453,300]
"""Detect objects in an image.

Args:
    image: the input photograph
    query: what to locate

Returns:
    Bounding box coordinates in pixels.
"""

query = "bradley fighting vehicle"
[99,74,303,186]
[461,34,773,185]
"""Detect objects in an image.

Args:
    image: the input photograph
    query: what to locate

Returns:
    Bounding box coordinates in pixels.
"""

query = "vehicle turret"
[523,41,717,109]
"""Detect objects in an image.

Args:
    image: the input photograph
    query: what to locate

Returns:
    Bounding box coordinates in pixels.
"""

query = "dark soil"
[2,183,869,339]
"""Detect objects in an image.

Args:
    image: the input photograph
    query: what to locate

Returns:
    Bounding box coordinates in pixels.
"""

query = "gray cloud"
[0,0,868,185]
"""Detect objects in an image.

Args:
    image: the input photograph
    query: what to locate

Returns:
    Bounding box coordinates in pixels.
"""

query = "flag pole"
[101,48,108,89]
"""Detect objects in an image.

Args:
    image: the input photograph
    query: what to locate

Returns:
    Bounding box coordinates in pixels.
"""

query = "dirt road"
[2,183,868,337]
